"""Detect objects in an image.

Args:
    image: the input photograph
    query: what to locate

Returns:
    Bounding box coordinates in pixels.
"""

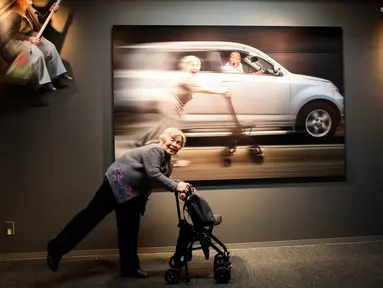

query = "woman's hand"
[222,88,231,98]
[253,69,264,75]
[29,36,41,44]
[196,87,231,98]
[224,91,232,98]
[176,181,190,192]
[50,3,59,13]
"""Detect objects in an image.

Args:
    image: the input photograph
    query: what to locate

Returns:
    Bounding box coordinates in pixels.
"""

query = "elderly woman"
[0,0,71,91]
[129,55,231,166]
[46,128,191,278]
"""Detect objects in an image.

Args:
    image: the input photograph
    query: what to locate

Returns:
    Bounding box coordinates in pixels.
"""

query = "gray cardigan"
[105,143,178,203]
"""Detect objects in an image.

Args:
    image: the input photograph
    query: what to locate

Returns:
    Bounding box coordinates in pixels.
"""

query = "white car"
[113,41,344,139]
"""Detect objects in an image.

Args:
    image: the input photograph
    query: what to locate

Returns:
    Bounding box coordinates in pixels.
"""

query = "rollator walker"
[164,186,232,284]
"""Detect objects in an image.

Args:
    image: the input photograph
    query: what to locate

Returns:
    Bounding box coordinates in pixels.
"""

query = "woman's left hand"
[50,3,59,13]
[176,181,190,192]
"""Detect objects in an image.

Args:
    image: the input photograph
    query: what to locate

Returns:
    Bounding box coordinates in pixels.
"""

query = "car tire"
[296,102,339,139]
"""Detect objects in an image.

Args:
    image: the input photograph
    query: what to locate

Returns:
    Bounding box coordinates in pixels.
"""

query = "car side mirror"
[273,65,281,75]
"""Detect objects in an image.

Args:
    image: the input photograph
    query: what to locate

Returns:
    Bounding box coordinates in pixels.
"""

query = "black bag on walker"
[173,189,216,266]
[185,189,215,227]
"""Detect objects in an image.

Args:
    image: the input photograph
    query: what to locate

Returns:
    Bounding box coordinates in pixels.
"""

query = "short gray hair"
[178,55,201,71]
[159,128,186,148]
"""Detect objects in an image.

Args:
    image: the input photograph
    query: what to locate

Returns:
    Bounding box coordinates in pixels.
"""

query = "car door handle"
[222,80,239,83]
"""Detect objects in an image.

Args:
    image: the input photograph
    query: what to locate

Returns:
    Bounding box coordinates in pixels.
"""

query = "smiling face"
[187,60,201,75]
[179,56,201,75]
[161,134,183,155]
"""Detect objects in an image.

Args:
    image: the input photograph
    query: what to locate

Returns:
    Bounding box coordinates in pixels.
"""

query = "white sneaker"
[173,159,191,167]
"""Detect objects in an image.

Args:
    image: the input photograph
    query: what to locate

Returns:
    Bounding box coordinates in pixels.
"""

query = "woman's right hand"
[224,91,232,98]
[50,3,60,13]
[222,88,231,98]
[176,181,190,192]
[29,37,41,44]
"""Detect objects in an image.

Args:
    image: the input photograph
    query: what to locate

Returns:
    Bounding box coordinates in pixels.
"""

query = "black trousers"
[48,177,144,272]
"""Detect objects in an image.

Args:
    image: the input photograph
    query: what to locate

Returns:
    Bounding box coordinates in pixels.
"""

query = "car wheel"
[296,102,339,139]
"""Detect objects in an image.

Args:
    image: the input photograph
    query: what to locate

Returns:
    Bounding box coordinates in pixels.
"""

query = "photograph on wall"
[0,0,73,100]
[112,25,345,186]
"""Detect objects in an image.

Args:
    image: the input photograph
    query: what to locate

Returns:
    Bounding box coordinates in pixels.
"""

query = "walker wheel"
[249,146,263,156]
[214,254,225,265]
[229,146,236,153]
[214,266,231,284]
[249,147,264,163]
[223,158,231,167]
[221,149,230,158]
[222,147,236,156]
[165,268,181,284]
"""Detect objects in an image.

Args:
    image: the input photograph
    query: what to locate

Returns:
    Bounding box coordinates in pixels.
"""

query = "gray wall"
[1,0,382,254]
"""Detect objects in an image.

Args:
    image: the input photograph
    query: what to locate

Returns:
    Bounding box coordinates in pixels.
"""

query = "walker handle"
[178,185,193,200]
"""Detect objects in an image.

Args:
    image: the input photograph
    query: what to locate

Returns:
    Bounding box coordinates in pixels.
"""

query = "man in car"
[223,51,244,73]
[223,51,264,75]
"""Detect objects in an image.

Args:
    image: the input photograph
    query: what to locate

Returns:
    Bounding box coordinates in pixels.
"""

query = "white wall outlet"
[5,221,15,236]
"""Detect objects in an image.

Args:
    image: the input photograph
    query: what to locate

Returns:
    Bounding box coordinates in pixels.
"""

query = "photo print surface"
[112,25,345,187]
[0,0,73,100]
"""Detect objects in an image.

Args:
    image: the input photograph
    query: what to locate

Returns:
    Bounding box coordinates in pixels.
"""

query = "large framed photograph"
[112,25,345,186]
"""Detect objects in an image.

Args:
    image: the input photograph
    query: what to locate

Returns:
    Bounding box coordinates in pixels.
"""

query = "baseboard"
[1,235,383,262]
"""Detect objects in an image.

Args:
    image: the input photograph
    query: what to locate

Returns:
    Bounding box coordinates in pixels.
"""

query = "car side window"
[243,56,278,76]
[219,50,249,74]
[217,50,279,76]
[248,56,272,70]
[240,59,258,73]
